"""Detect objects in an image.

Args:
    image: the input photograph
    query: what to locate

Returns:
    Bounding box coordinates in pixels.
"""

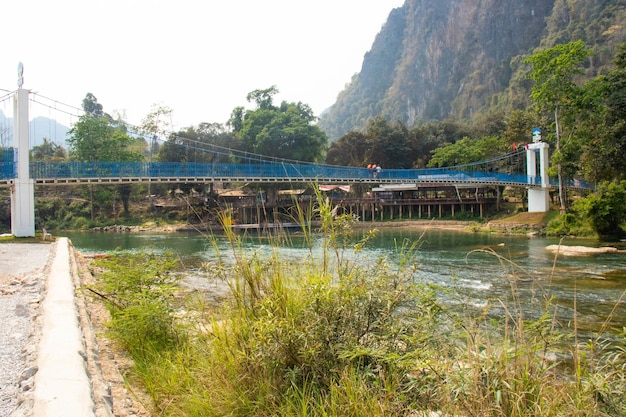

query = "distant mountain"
[30,116,70,148]
[0,110,69,148]
[319,0,626,141]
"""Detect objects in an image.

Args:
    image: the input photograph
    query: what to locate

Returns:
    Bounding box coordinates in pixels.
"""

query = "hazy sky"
[2,0,404,130]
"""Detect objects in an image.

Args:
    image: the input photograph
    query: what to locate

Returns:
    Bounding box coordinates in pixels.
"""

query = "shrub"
[580,180,626,239]
[91,251,184,358]
[89,195,626,416]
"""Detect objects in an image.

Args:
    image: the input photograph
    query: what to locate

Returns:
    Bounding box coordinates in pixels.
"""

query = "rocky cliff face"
[319,0,626,140]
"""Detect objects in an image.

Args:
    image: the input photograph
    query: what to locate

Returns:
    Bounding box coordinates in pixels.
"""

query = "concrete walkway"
[32,237,95,417]
[1,238,104,417]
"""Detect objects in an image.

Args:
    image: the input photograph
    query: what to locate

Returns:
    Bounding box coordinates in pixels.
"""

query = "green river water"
[62,228,626,336]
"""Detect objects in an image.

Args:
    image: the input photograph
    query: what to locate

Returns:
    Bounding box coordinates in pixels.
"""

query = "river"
[62,227,626,336]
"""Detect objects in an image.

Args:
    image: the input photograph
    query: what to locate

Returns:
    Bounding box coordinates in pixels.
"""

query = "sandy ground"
[0,243,49,417]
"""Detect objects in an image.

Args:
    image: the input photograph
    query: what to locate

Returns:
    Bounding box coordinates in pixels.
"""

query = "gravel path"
[0,242,53,417]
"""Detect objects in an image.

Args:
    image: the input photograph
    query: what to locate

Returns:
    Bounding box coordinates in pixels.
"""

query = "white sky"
[1,0,404,130]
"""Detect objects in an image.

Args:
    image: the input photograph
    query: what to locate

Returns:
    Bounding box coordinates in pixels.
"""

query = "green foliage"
[324,131,370,167]
[89,198,626,416]
[67,114,144,162]
[229,87,327,162]
[545,209,594,237]
[157,123,241,163]
[582,43,626,182]
[66,94,145,217]
[68,94,144,163]
[30,138,67,161]
[326,116,415,168]
[326,116,471,168]
[35,197,94,230]
[427,135,507,168]
[91,251,184,357]
[546,180,626,239]
[577,180,626,239]
[82,92,104,117]
[525,40,590,113]
[503,109,537,148]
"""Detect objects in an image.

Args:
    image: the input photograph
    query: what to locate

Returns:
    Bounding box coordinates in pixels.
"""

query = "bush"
[91,251,184,358]
[90,196,626,416]
[546,180,626,239]
[580,180,626,239]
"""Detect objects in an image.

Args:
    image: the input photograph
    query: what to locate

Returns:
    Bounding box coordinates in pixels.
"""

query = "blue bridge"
[0,149,592,190]
[1,87,594,237]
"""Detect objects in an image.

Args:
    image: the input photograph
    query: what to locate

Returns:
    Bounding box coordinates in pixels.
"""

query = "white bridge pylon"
[526,141,550,212]
[12,88,35,237]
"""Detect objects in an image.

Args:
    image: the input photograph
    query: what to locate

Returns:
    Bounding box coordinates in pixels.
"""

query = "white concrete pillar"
[11,88,35,237]
[526,142,550,213]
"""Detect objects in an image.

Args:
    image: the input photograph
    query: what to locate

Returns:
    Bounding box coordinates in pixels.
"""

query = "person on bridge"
[374,165,382,178]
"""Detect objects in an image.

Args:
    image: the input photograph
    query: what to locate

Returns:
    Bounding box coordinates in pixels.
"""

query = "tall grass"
[89,195,626,416]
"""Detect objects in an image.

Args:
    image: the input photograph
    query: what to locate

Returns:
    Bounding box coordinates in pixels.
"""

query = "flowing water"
[62,228,626,336]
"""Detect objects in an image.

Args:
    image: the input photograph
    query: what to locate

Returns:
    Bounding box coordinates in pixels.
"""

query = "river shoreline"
[89,219,479,234]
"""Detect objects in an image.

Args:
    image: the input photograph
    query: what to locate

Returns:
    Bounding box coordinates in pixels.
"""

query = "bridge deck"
[0,161,592,189]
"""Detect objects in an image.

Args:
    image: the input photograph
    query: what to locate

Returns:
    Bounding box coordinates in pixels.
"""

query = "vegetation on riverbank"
[88,196,626,417]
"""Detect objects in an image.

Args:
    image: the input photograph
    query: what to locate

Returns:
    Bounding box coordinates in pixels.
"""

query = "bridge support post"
[11,88,35,237]
[526,142,550,213]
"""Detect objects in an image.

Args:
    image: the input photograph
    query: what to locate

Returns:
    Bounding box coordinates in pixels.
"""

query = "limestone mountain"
[319,0,626,141]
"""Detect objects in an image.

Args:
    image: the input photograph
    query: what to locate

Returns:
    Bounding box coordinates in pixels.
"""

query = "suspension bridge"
[1,85,593,237]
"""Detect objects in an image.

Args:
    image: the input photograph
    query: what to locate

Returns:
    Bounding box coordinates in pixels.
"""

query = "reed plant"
[89,194,626,416]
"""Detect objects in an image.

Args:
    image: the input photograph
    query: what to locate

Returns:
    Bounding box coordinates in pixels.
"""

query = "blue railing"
[0,154,593,189]
[1,148,16,180]
[27,161,542,185]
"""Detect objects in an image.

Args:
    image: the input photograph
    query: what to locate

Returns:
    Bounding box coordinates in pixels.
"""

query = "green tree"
[325,131,369,166]
[157,123,241,164]
[569,44,626,183]
[82,93,104,117]
[525,40,591,212]
[30,138,67,161]
[68,115,142,162]
[139,104,174,162]
[363,116,413,169]
[68,94,144,216]
[156,123,242,197]
[229,87,327,162]
[427,135,507,168]
[574,76,611,182]
[602,43,626,179]
[410,119,471,167]
[326,117,416,169]
[502,109,536,149]
[578,180,626,239]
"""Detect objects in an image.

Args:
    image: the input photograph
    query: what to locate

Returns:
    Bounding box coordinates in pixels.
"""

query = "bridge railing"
[27,161,544,184]
[0,160,586,190]
[1,149,16,180]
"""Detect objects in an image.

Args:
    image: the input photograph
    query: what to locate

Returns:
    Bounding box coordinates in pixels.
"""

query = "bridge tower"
[11,65,35,237]
[526,141,550,212]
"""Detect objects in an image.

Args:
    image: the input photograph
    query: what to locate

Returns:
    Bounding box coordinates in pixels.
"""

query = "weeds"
[89,195,626,416]
[90,250,185,358]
